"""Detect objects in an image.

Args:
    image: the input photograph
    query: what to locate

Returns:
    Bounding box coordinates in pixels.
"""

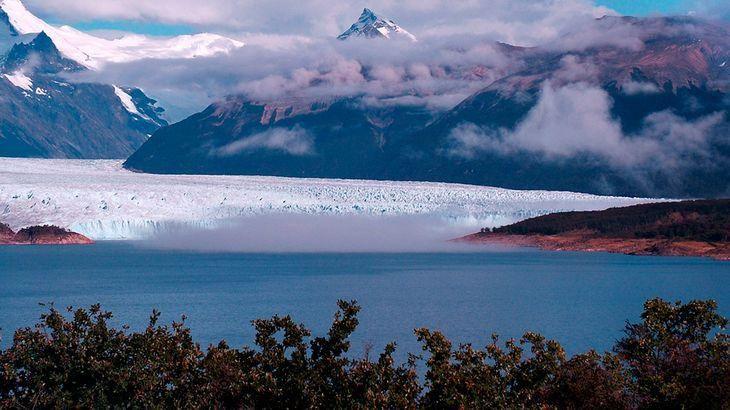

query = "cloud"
[678,0,730,20]
[47,0,724,125]
[543,15,645,52]
[448,81,725,172]
[553,55,599,83]
[27,0,615,43]
[214,126,314,156]
[141,213,486,253]
[621,81,660,95]
[68,35,519,116]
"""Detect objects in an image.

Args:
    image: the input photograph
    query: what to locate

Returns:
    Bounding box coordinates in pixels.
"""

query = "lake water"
[1,242,728,359]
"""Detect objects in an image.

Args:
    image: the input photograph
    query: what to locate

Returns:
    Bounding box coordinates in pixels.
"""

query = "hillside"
[493,199,730,241]
[468,199,730,259]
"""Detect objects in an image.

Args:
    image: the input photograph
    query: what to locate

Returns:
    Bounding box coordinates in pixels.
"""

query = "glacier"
[0,157,659,240]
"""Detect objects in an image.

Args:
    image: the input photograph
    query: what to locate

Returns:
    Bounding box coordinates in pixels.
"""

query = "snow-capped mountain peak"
[0,0,244,69]
[338,8,417,42]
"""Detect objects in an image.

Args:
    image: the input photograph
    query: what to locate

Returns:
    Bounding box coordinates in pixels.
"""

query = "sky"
[26,0,724,38]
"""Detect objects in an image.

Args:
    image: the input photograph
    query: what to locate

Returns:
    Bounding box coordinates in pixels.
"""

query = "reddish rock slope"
[0,223,93,245]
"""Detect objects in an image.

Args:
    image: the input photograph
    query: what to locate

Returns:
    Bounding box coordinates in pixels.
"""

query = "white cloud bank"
[27,0,616,44]
[141,214,487,253]
[215,126,315,156]
[448,81,725,170]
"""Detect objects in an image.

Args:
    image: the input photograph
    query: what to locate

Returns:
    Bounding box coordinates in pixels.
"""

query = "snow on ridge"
[113,85,148,120]
[3,70,32,91]
[0,0,244,69]
[0,157,659,240]
[338,8,417,42]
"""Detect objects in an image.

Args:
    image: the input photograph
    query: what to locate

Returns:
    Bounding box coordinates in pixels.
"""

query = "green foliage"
[1,298,727,408]
[615,299,729,408]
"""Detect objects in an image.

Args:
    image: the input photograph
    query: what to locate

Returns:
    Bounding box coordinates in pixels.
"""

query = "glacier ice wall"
[0,158,659,240]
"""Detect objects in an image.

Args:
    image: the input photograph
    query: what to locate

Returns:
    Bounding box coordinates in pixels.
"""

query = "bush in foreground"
[0,298,727,408]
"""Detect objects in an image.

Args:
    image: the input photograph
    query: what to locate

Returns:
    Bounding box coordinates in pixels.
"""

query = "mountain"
[0,30,168,158]
[2,31,83,73]
[383,16,730,197]
[125,10,514,175]
[125,16,730,198]
[0,0,243,159]
[0,0,244,69]
[125,96,433,177]
[338,8,416,41]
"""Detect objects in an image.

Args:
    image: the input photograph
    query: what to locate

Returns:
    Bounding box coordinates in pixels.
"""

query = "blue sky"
[598,0,686,16]
[71,21,194,36]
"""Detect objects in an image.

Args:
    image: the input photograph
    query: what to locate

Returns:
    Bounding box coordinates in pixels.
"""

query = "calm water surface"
[1,242,728,358]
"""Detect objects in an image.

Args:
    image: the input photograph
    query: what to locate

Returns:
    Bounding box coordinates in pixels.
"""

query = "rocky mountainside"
[0,29,168,158]
[0,0,245,159]
[387,16,730,197]
[125,96,433,178]
[125,9,502,176]
[124,15,730,198]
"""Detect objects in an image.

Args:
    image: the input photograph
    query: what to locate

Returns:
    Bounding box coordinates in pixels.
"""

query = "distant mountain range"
[0,2,727,198]
[125,12,730,198]
[0,0,243,70]
[0,0,242,158]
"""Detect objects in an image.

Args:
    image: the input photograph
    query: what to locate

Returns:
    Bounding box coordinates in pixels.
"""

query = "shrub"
[1,298,727,408]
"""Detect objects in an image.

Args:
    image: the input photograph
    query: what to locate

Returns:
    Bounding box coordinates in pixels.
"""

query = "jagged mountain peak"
[3,30,85,74]
[338,8,416,42]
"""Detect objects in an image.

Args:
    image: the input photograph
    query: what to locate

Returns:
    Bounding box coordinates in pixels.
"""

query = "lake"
[1,242,728,359]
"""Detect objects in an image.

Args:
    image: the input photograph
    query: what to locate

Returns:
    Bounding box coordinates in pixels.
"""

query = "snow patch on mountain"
[3,69,31,90]
[0,157,658,240]
[0,0,244,69]
[338,8,416,42]
[113,85,146,119]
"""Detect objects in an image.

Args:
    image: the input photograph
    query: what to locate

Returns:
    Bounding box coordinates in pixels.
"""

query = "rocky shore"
[463,231,730,260]
[0,223,93,245]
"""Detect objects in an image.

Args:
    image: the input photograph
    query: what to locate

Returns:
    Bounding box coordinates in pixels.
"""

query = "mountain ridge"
[0,0,244,69]
[124,15,730,198]
[0,25,168,158]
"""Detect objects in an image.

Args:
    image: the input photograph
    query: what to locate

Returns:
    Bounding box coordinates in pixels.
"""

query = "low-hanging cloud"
[214,126,314,156]
[68,34,520,120]
[42,0,726,133]
[621,81,660,95]
[57,0,695,122]
[448,81,725,171]
[141,214,488,253]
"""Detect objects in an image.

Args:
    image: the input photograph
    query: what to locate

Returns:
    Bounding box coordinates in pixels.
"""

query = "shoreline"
[462,232,730,261]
